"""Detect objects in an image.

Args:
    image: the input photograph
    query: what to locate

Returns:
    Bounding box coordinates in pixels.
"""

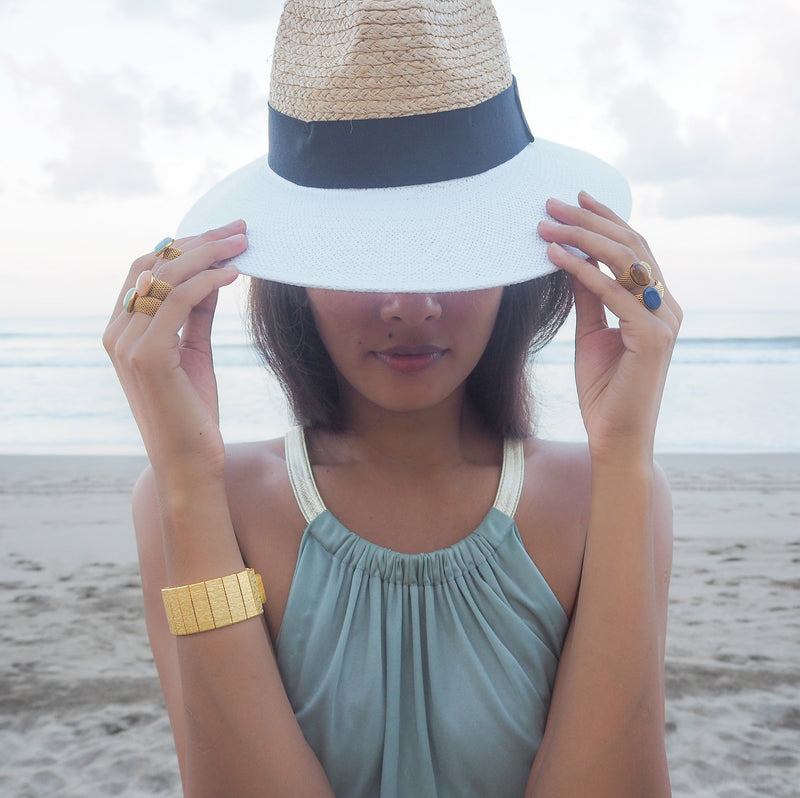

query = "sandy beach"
[1,452,798,797]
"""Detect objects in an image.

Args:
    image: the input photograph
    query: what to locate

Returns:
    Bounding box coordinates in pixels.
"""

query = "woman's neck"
[317,388,498,471]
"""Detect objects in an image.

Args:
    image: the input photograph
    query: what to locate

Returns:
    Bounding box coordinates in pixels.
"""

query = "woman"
[105,2,679,796]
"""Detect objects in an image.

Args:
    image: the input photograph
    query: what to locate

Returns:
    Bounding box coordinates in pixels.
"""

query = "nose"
[379,293,442,325]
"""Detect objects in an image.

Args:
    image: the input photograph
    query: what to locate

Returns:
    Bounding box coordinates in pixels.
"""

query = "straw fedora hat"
[176,0,631,292]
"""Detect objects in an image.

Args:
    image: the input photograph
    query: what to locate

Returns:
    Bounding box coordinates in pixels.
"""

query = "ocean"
[1,309,798,454]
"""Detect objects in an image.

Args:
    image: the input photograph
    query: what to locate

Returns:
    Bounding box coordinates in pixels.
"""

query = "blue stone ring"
[636,280,665,311]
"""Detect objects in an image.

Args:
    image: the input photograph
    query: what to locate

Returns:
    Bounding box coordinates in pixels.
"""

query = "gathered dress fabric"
[275,427,569,798]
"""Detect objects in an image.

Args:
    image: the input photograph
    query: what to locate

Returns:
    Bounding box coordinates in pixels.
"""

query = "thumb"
[181,288,220,353]
[571,260,608,341]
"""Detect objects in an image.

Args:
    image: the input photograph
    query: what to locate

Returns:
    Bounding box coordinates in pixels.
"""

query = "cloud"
[51,73,158,198]
[153,87,204,129]
[113,0,283,22]
[606,4,800,222]
[620,0,681,60]
[153,70,263,139]
[46,152,155,198]
[610,81,800,221]
[4,57,158,199]
[218,70,265,128]
[196,0,284,20]
[113,0,164,16]
[757,233,800,260]
[609,84,719,181]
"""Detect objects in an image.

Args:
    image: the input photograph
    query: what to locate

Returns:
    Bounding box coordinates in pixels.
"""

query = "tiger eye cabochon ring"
[616,261,652,291]
[616,261,664,311]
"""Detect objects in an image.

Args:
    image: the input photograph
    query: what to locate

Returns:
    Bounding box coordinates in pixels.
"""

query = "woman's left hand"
[538,192,682,464]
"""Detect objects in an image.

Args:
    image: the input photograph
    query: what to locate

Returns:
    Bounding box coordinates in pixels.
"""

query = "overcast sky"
[1,0,798,319]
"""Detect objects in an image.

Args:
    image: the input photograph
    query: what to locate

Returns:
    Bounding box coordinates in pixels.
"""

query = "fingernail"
[135,269,154,295]
[538,218,559,232]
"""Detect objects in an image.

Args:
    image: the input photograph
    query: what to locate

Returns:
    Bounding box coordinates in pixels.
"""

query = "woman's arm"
[528,193,681,797]
[104,223,333,798]
[133,467,332,798]
[527,461,673,796]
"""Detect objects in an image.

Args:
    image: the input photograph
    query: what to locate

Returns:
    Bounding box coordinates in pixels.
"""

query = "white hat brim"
[176,139,631,292]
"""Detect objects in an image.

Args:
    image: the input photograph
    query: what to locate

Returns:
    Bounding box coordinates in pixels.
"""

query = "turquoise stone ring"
[123,287,138,313]
[153,237,184,260]
[153,237,175,256]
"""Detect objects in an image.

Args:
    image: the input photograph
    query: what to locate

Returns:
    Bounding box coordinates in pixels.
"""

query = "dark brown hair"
[247,272,573,437]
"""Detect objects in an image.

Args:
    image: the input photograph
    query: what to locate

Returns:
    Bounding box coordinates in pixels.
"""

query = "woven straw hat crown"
[269,0,513,121]
[177,0,632,291]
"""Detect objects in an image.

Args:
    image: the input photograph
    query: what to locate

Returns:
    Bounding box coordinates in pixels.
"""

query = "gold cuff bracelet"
[161,568,266,636]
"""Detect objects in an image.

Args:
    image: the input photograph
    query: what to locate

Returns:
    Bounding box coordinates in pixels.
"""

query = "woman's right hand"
[103,220,247,483]
[109,222,336,798]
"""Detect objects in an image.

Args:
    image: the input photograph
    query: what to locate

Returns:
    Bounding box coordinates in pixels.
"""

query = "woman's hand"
[531,192,676,798]
[103,220,247,482]
[538,192,682,464]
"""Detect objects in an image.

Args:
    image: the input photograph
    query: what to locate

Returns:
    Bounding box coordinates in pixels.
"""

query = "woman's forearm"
[572,459,665,706]
[137,469,335,798]
[157,475,245,584]
[527,457,672,797]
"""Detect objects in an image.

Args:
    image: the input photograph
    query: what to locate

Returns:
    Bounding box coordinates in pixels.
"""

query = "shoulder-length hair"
[247,272,573,438]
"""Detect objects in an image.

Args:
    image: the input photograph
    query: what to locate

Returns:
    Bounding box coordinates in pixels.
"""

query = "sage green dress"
[276,427,568,798]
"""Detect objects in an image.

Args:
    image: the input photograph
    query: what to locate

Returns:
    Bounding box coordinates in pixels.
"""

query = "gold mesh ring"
[616,261,652,291]
[154,237,184,261]
[160,245,184,260]
[137,271,173,300]
[132,294,163,317]
[124,273,174,316]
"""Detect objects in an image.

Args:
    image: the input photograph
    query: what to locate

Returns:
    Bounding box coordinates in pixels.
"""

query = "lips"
[373,345,446,374]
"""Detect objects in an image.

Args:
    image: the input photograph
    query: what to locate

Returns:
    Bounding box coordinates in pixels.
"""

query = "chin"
[366,384,465,416]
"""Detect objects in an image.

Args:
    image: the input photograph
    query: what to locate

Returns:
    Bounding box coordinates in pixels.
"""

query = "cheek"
[307,295,379,359]
[450,289,503,344]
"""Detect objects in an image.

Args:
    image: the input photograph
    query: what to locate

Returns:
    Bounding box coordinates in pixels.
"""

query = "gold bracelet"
[161,568,266,636]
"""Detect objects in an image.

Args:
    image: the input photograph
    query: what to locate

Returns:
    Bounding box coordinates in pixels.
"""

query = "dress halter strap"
[285,427,525,524]
[492,437,525,519]
[285,426,327,524]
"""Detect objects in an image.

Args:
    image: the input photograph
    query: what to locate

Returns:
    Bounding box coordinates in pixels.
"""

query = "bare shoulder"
[224,437,307,542]
[513,439,593,617]
[521,437,593,493]
[518,437,593,538]
[514,438,673,618]
[224,437,309,640]
[224,437,289,499]
[131,436,304,569]
[518,438,673,528]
